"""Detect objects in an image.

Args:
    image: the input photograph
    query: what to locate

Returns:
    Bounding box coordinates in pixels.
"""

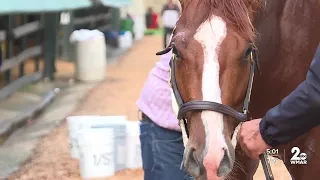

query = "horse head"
[157,0,264,179]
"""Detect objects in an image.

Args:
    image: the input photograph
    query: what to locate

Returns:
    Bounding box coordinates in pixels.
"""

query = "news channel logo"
[290,147,307,165]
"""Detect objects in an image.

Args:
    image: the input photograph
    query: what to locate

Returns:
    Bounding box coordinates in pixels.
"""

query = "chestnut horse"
[157,0,320,179]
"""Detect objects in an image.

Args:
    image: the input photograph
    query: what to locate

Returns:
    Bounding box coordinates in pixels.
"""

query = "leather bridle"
[156,44,274,180]
[169,44,258,137]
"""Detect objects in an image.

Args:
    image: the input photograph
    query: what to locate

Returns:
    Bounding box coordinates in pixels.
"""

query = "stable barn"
[0,0,131,100]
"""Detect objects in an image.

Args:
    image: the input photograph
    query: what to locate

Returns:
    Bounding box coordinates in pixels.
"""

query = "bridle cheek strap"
[180,119,189,147]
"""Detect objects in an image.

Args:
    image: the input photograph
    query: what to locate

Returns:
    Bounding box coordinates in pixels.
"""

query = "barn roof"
[0,0,132,14]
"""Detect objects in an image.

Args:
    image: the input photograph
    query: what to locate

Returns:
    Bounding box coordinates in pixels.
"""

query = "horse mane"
[182,0,264,42]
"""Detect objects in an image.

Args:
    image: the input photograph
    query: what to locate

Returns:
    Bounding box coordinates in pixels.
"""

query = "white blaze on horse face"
[194,16,227,175]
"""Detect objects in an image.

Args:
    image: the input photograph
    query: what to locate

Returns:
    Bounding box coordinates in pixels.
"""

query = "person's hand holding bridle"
[237,118,271,160]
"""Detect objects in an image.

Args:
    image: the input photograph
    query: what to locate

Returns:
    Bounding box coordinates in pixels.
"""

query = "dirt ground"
[7,36,291,180]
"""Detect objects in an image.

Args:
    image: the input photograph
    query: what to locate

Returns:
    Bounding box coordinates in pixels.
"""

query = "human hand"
[237,118,271,160]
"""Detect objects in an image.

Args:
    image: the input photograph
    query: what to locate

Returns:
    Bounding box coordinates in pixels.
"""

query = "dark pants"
[139,116,193,180]
[163,27,174,48]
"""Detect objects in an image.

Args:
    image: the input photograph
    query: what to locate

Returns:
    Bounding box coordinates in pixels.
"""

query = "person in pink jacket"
[137,51,192,180]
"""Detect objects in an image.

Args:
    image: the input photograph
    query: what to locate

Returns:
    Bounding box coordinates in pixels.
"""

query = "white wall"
[121,0,146,18]
[120,0,147,40]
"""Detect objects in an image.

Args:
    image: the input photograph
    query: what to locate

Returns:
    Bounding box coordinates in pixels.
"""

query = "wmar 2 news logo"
[290,147,307,165]
[265,147,307,165]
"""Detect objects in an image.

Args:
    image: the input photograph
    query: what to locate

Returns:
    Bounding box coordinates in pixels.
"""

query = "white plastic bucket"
[126,121,142,169]
[91,117,127,172]
[77,128,115,179]
[66,116,127,159]
[70,29,107,82]
[67,116,89,159]
[119,31,133,49]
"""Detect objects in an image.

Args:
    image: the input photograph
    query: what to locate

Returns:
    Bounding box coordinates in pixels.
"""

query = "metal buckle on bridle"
[242,51,255,115]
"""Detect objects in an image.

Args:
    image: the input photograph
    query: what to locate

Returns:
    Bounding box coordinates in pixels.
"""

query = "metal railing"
[0,14,43,100]
[0,13,58,100]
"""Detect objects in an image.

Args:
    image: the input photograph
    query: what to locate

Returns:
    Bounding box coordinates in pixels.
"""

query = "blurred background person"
[151,8,159,29]
[146,7,159,30]
[161,0,180,48]
[145,7,153,29]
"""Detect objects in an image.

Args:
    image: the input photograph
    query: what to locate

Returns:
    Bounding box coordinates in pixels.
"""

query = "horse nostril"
[193,150,201,165]
[217,148,233,177]
[184,147,201,177]
[185,147,200,166]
